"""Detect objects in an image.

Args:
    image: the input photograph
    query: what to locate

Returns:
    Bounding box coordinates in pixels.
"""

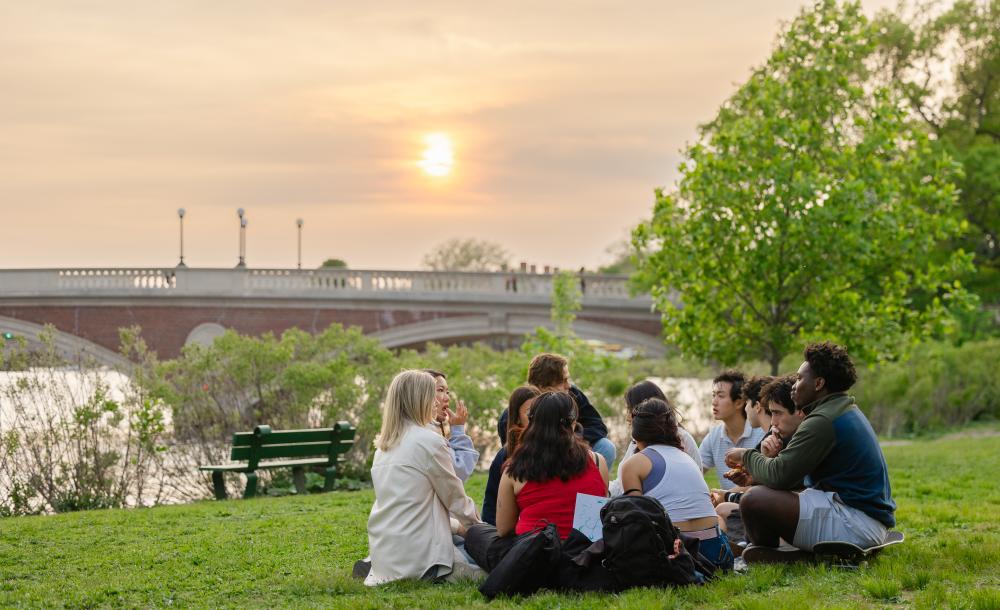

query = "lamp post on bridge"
[296,218,303,270]
[176,208,187,268]
[236,208,247,268]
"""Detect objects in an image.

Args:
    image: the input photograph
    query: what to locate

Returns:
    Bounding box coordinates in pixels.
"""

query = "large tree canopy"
[634,0,975,373]
[874,0,1000,305]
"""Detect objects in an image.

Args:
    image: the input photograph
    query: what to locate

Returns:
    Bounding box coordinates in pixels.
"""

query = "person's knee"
[739,487,769,518]
[463,524,495,566]
[592,437,616,466]
[716,501,738,520]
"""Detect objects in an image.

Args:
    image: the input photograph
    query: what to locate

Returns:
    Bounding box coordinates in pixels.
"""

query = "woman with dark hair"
[481,386,541,524]
[465,391,609,572]
[609,380,701,496]
[619,397,733,570]
[422,369,479,482]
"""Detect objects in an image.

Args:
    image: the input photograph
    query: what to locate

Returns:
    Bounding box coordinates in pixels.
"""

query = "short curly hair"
[742,375,775,404]
[760,375,796,414]
[804,342,857,393]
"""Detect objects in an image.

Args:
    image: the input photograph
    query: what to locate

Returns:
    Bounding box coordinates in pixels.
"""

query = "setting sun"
[418,133,454,177]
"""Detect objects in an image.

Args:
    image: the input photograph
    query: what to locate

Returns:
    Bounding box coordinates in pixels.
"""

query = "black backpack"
[478,523,561,600]
[599,495,702,589]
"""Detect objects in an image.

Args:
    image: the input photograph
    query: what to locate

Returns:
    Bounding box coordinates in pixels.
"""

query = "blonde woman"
[362,370,483,585]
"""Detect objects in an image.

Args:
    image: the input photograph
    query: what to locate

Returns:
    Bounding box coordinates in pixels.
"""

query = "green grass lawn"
[2,431,1000,609]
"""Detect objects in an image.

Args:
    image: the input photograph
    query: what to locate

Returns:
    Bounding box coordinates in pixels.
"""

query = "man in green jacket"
[725,342,896,560]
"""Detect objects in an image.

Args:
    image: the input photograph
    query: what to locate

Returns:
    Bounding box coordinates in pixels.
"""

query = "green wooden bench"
[199,422,356,500]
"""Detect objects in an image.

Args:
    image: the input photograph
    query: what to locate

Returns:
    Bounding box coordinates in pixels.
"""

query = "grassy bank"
[1,430,999,609]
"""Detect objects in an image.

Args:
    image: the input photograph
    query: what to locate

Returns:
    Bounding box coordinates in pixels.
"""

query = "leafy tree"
[633,0,975,374]
[319,258,348,268]
[551,271,582,337]
[421,238,511,272]
[874,0,1000,308]
[598,233,639,275]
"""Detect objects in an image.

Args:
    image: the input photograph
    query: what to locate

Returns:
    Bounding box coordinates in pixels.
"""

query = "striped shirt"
[699,419,765,490]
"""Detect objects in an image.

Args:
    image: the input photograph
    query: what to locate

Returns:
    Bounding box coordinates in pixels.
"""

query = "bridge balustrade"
[55,268,176,290]
[2,267,641,304]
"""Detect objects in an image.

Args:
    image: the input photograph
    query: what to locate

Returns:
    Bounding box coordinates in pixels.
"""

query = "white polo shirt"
[699,419,765,490]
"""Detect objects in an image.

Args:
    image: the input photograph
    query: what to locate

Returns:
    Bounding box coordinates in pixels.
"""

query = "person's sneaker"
[351,559,371,580]
[733,556,748,573]
[742,544,814,564]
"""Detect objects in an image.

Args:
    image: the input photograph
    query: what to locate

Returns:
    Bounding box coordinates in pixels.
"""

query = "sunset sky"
[1,1,895,271]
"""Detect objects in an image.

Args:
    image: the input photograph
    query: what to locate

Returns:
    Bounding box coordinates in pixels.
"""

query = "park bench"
[199,422,356,500]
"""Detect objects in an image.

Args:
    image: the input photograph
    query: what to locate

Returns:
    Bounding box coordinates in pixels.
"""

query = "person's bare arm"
[496,472,519,537]
[595,452,610,492]
[619,453,652,495]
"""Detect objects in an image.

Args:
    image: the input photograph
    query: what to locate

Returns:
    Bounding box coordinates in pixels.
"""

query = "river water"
[1,369,716,508]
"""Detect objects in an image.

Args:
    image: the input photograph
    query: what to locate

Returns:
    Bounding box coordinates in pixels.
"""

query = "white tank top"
[638,444,716,523]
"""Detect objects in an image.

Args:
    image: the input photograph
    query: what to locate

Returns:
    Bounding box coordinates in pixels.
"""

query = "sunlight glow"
[418,133,454,177]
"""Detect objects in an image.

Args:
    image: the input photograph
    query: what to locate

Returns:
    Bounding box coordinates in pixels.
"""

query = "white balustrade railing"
[0,267,649,307]
[55,268,176,290]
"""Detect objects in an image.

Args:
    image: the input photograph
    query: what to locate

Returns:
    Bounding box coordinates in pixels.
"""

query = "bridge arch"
[369,314,666,357]
[0,316,131,369]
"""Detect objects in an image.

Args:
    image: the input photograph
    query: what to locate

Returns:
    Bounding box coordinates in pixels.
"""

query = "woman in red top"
[465,391,609,571]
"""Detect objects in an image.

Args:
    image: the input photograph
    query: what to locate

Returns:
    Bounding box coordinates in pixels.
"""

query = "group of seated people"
[356,343,896,585]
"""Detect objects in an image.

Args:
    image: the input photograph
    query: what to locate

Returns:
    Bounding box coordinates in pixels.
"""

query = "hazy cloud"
[0,0,896,270]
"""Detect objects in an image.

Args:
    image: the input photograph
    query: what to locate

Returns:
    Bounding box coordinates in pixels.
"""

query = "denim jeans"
[697,526,735,571]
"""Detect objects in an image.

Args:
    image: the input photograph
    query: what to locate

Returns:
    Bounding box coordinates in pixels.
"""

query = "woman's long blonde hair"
[375,370,436,451]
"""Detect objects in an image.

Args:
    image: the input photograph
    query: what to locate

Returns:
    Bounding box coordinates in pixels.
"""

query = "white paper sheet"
[572,493,610,541]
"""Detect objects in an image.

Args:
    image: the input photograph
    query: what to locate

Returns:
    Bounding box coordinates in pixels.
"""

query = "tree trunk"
[768,346,782,376]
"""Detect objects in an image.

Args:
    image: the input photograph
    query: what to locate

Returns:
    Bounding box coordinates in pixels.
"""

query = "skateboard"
[812,530,904,563]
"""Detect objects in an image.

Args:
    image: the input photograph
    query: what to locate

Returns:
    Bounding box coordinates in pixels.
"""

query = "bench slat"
[199,464,250,472]
[230,441,348,461]
[252,457,336,469]
[230,426,355,447]
[231,428,346,446]
[200,456,340,472]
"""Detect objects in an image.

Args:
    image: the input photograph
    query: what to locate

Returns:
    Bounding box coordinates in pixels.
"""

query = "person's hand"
[761,434,783,458]
[668,537,683,560]
[710,488,727,507]
[728,471,754,487]
[448,399,469,426]
[725,448,747,468]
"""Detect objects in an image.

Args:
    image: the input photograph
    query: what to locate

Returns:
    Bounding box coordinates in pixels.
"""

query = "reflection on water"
[604,377,714,455]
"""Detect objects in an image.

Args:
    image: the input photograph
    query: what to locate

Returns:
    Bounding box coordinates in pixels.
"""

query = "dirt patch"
[939,428,1000,441]
[880,440,913,447]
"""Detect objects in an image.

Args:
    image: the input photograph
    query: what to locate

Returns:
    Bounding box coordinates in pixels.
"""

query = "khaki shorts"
[792,488,888,552]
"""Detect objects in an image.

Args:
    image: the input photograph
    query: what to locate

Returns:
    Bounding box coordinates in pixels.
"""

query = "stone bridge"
[0,268,665,366]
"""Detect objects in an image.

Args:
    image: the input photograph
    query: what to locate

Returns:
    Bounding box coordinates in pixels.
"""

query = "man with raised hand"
[726,342,896,562]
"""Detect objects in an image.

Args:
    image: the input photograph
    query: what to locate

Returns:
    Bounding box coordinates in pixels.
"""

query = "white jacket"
[365,422,481,585]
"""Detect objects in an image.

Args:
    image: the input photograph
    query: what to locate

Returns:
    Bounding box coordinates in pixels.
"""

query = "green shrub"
[854,339,1000,435]
[0,327,171,514]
